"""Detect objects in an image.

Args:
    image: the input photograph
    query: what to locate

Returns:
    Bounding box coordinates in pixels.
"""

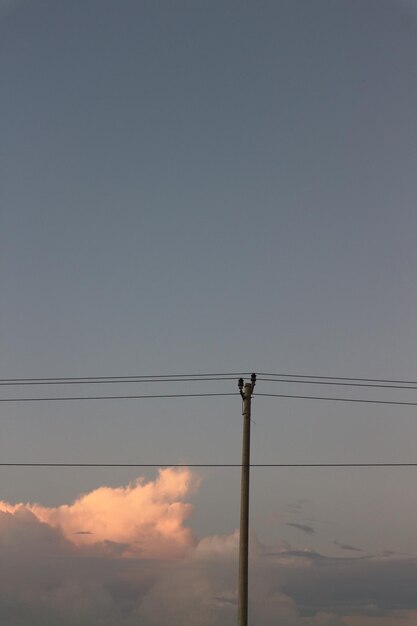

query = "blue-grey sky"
[1,1,417,623]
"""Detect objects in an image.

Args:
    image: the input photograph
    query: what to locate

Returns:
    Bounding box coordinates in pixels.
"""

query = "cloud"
[1,472,417,625]
[259,552,417,619]
[286,522,316,535]
[0,468,199,559]
[287,499,310,514]
[136,533,348,626]
[0,506,155,626]
[334,541,363,553]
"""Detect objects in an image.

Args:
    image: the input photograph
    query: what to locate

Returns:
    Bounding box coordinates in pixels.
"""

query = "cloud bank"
[0,469,417,625]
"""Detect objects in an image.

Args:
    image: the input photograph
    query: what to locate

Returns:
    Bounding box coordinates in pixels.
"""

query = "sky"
[1,0,417,623]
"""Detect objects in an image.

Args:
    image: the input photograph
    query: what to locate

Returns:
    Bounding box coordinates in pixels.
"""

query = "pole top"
[238,373,256,398]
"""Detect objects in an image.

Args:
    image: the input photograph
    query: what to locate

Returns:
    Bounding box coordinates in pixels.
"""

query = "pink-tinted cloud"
[0,468,199,558]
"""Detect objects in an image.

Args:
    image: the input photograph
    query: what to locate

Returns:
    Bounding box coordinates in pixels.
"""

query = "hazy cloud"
[334,541,363,552]
[287,499,310,514]
[0,473,417,625]
[286,523,316,535]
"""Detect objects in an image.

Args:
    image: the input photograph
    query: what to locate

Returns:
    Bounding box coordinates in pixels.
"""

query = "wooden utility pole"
[237,373,256,626]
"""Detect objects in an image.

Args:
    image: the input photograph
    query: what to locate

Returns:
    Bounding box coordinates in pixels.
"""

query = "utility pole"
[237,373,256,626]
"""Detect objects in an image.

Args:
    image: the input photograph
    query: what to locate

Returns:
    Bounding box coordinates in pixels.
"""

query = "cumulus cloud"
[1,470,417,625]
[0,468,198,559]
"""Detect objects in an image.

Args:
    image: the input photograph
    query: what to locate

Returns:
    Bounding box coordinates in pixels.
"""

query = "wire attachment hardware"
[238,378,244,398]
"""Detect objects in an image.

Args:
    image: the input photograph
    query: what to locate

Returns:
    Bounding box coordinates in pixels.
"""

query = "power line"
[2,391,417,405]
[0,392,237,402]
[0,372,252,384]
[255,393,417,407]
[258,372,417,385]
[3,370,417,390]
[258,377,417,391]
[0,376,238,387]
[2,376,417,392]
[0,463,416,468]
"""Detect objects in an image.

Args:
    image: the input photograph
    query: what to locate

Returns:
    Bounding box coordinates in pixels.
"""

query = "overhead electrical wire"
[1,372,417,469]
[0,372,252,384]
[255,392,417,407]
[2,371,417,392]
[1,463,417,468]
[0,392,237,402]
[258,371,417,385]
[2,371,417,471]
[1,370,417,405]
[1,377,417,391]
[257,377,417,391]
[2,391,417,406]
[0,376,240,387]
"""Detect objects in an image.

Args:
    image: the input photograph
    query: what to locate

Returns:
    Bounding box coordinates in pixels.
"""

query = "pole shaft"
[238,382,252,626]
